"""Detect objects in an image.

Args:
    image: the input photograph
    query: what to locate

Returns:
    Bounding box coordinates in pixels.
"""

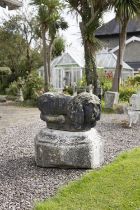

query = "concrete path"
[0,103,40,130]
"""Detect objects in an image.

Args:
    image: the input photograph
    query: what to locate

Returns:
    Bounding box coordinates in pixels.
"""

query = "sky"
[61,9,115,50]
[0,1,115,50]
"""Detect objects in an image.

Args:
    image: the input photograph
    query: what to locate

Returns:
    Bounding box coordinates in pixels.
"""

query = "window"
[59,69,62,88]
[73,69,81,83]
[65,71,71,86]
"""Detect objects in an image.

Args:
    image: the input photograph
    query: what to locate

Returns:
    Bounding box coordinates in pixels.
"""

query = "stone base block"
[35,128,104,169]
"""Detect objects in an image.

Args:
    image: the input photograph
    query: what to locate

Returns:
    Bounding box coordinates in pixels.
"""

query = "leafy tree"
[16,14,40,74]
[0,26,27,80]
[0,15,42,81]
[52,36,66,58]
[0,67,11,93]
[66,0,110,94]
[23,71,44,101]
[112,0,140,92]
[3,14,42,75]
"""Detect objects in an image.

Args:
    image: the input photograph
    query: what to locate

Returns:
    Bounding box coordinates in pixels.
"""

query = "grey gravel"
[0,112,140,210]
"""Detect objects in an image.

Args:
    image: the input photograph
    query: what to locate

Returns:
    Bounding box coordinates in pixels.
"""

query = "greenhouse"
[96,52,134,81]
[39,50,84,90]
[38,50,134,90]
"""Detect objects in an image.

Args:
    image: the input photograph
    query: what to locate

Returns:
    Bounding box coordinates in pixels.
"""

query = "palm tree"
[66,0,110,95]
[112,0,140,92]
[47,18,68,83]
[31,0,63,91]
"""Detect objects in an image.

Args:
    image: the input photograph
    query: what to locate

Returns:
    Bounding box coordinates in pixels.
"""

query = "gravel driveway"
[0,104,140,210]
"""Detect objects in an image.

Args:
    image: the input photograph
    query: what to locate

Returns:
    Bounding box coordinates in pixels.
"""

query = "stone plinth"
[35,128,104,169]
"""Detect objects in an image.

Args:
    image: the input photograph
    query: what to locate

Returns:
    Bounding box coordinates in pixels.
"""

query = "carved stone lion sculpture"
[38,92,101,131]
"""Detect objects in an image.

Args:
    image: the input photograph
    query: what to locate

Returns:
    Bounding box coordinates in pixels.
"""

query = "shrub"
[119,85,139,102]
[77,73,87,88]
[0,75,10,94]
[98,69,112,94]
[102,79,112,94]
[6,77,24,96]
[126,75,140,86]
[6,72,44,103]
[0,82,5,94]
[63,86,73,95]
[0,67,11,75]
[23,71,44,101]
[6,81,19,96]
[0,67,12,94]
[134,75,140,84]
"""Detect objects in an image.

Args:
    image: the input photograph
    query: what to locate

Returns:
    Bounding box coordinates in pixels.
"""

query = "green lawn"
[34,148,140,210]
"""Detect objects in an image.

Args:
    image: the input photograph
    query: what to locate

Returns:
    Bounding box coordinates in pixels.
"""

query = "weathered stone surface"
[35,92,103,169]
[104,91,119,108]
[38,92,71,115]
[35,128,104,169]
[67,92,101,130]
[38,92,101,131]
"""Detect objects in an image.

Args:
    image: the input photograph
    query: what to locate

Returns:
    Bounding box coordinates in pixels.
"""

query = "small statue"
[16,77,24,102]
[38,92,101,131]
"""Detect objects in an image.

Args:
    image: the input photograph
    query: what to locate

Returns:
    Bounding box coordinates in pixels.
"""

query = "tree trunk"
[47,40,53,84]
[80,22,98,95]
[84,39,92,85]
[84,40,98,94]
[47,50,51,84]
[91,50,98,95]
[26,45,32,75]
[112,20,128,92]
[42,26,49,92]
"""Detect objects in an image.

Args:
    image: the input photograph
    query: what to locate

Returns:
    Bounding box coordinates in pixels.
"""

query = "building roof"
[38,50,85,72]
[110,36,140,53]
[51,49,85,68]
[0,0,22,10]
[96,52,133,70]
[126,62,140,70]
[38,49,133,72]
[96,16,140,36]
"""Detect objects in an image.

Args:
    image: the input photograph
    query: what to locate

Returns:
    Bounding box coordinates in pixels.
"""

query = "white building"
[38,50,134,90]
[38,51,84,91]
[0,0,22,10]
[96,52,134,81]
